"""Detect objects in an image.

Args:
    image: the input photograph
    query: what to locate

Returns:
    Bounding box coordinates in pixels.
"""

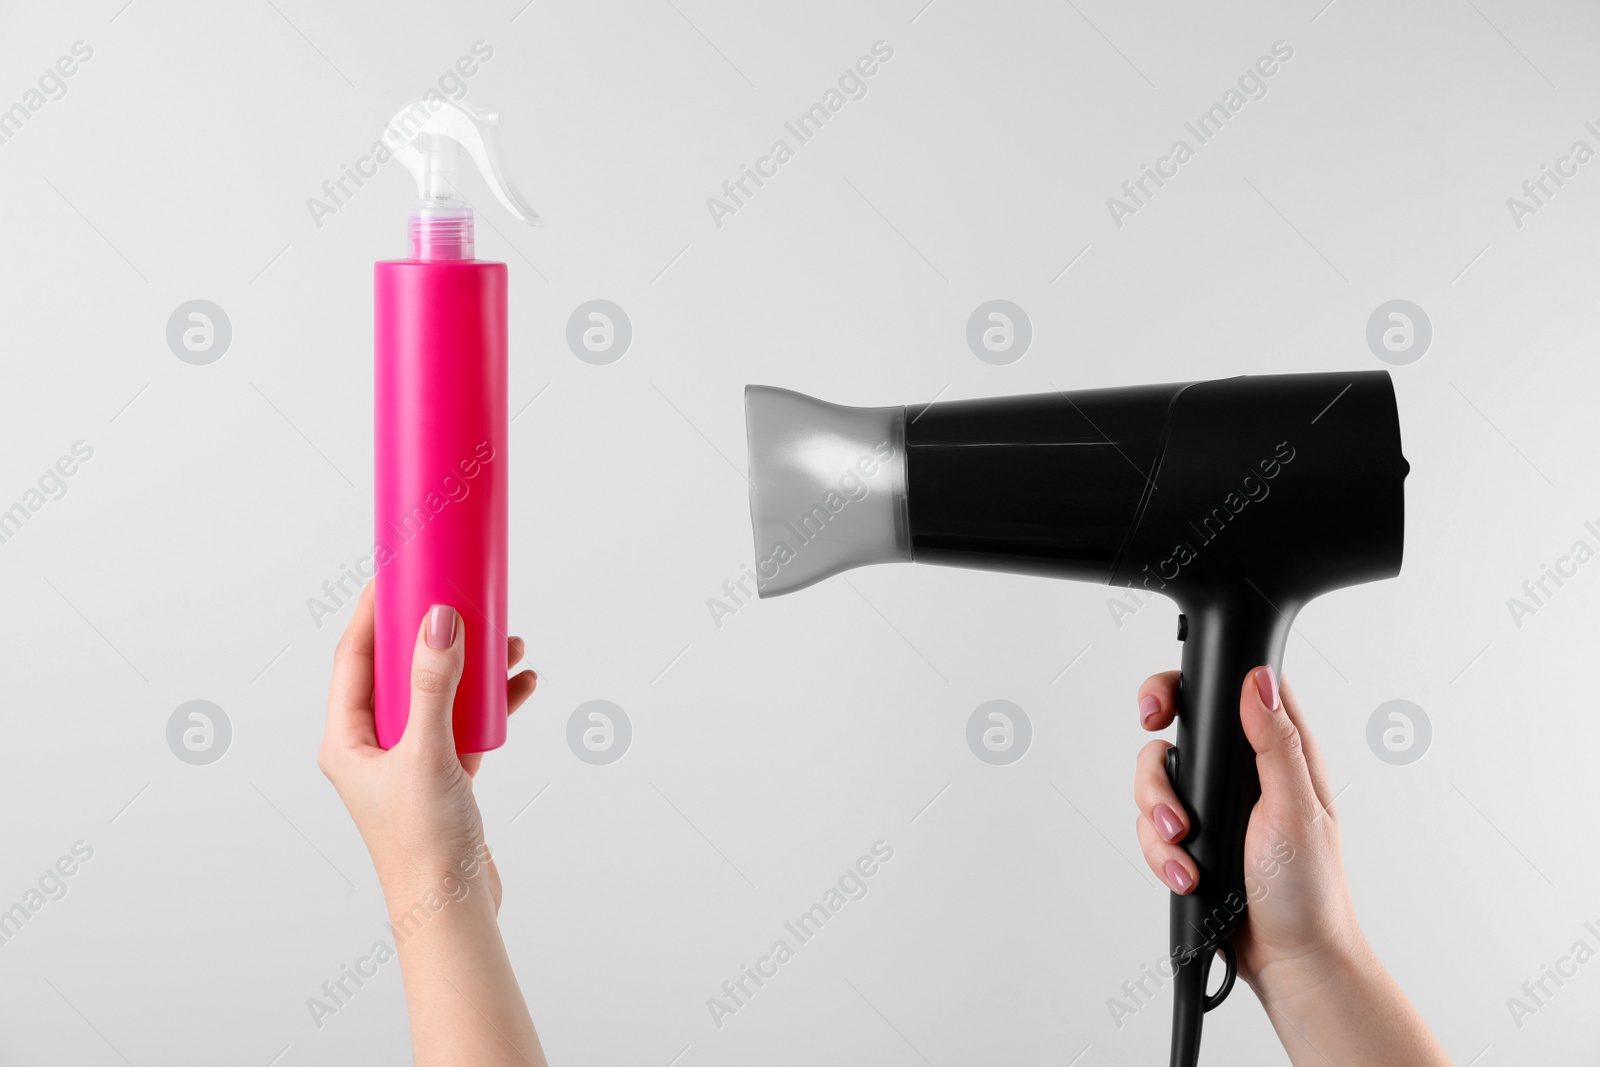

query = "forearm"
[1249,939,1448,1067]
[385,877,546,1067]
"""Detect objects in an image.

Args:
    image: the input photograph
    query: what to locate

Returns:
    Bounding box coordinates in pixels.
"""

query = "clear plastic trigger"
[388,98,540,260]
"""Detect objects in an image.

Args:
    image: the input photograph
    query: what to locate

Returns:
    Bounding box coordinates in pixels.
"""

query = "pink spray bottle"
[374,100,539,751]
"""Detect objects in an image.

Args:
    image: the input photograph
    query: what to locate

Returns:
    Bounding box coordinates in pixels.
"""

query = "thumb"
[401,604,464,754]
[1239,666,1321,821]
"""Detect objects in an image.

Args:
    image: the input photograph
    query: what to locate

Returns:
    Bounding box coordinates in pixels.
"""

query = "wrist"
[1244,926,1375,1007]
[378,849,498,930]
[383,868,498,940]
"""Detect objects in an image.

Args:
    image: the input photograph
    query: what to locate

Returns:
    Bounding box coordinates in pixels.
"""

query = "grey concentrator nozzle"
[743,385,911,597]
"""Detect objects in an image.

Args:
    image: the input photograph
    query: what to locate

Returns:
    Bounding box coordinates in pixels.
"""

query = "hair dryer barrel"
[743,382,1189,594]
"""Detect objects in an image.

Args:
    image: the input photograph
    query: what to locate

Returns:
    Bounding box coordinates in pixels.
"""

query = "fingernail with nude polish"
[1139,695,1161,727]
[426,605,456,649]
[1254,665,1279,711]
[1164,860,1192,893]
[1154,804,1184,842]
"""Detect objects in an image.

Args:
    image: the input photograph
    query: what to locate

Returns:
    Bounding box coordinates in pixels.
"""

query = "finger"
[508,636,525,670]
[460,751,483,778]
[1278,676,1335,813]
[507,669,538,716]
[1239,666,1323,822]
[325,582,378,750]
[1136,812,1197,894]
[399,604,465,754]
[1134,740,1188,843]
[1137,671,1181,731]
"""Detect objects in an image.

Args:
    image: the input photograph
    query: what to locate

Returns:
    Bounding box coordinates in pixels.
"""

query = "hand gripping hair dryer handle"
[1104,374,1405,1067]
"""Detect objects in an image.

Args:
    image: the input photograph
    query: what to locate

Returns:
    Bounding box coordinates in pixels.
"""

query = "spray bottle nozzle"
[389,98,540,261]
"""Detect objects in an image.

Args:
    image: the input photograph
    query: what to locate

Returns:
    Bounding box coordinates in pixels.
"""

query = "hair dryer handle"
[1165,599,1293,1067]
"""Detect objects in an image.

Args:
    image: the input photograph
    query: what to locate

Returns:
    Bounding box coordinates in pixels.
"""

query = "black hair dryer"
[742,373,1407,1067]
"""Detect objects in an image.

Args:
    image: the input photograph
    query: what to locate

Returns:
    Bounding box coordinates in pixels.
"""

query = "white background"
[1,0,1596,1064]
